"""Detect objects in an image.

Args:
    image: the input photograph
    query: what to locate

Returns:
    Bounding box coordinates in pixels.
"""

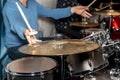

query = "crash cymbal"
[70,22,99,27]
[93,10,120,15]
[105,2,120,6]
[19,39,99,56]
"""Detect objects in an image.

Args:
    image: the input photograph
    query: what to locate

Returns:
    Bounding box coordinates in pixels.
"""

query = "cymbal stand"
[105,15,113,41]
[60,55,65,80]
[56,45,66,80]
[54,35,66,80]
[104,5,114,43]
[81,17,87,38]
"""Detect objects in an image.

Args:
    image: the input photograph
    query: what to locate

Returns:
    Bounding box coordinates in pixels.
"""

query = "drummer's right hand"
[24,29,42,45]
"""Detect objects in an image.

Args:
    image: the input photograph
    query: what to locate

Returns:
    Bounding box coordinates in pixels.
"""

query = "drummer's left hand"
[24,29,42,45]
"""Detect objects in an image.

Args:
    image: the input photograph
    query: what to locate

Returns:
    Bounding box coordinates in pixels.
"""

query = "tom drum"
[5,57,58,80]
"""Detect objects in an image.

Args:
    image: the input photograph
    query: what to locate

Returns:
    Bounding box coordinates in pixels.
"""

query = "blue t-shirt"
[2,0,72,48]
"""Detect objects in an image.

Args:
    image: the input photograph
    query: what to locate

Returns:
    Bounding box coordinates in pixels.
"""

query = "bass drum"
[5,57,58,80]
[67,47,109,75]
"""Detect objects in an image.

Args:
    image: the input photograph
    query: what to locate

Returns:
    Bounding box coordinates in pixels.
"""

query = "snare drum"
[67,48,109,75]
[5,57,57,80]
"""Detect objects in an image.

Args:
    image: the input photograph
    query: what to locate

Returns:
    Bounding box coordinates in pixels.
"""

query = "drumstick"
[88,0,96,7]
[97,5,110,11]
[16,2,37,35]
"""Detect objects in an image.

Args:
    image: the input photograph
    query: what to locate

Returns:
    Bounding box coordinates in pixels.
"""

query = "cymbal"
[70,22,99,27]
[19,39,99,56]
[85,28,104,33]
[93,10,120,15]
[105,2,120,6]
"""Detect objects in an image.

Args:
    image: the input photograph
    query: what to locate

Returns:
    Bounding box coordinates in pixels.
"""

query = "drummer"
[2,0,92,60]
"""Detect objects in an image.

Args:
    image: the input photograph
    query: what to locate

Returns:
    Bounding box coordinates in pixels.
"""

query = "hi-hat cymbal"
[93,10,120,15]
[19,39,99,56]
[70,22,99,27]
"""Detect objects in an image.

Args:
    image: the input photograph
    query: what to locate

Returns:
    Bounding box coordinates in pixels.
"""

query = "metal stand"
[60,55,65,80]
[110,40,120,79]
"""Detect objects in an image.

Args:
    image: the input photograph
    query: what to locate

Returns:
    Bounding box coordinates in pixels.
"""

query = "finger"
[26,35,33,45]
[26,35,37,44]
[85,12,92,17]
[81,11,92,18]
[30,35,42,43]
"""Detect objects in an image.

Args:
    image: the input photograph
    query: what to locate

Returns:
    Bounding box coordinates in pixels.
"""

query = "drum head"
[6,57,57,74]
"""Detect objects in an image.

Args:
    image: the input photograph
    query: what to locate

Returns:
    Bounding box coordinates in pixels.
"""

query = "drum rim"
[5,67,57,76]
[5,57,58,76]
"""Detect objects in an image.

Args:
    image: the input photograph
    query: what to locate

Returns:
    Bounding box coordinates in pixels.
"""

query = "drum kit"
[5,1,120,80]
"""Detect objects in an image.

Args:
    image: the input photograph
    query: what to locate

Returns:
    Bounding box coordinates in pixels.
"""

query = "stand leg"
[60,55,65,80]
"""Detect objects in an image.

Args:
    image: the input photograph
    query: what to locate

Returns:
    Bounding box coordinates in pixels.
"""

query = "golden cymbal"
[93,10,120,15]
[70,22,99,27]
[19,39,99,56]
[105,2,120,6]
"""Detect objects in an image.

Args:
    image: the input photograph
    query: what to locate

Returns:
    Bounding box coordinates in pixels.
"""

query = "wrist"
[71,7,75,14]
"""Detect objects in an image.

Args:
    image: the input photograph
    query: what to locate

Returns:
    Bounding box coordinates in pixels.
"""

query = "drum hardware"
[108,40,120,80]
[82,28,106,46]
[110,69,120,80]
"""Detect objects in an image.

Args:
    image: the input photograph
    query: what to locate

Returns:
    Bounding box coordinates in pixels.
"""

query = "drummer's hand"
[71,6,92,18]
[24,29,42,45]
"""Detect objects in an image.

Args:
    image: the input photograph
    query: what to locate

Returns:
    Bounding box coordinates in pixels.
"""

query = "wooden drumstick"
[88,0,96,7]
[16,2,38,35]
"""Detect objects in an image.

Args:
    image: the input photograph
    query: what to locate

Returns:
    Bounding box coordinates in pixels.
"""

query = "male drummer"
[2,0,92,60]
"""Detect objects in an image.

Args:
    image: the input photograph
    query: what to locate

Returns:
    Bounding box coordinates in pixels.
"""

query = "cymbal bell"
[70,22,99,27]
[93,10,120,16]
[19,39,99,56]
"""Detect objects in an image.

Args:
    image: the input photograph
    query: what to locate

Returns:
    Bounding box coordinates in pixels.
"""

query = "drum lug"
[102,53,108,60]
[40,72,45,79]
